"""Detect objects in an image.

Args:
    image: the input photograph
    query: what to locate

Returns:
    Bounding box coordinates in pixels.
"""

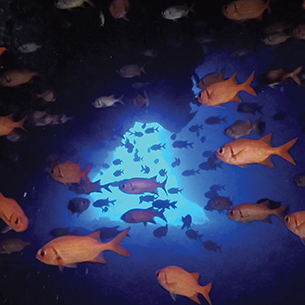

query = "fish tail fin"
[252,117,265,135]
[106,227,131,257]
[276,138,298,165]
[241,71,257,97]
[158,209,168,222]
[273,204,289,221]
[16,114,28,132]
[288,65,303,86]
[222,116,227,123]
[199,282,212,305]
[265,0,271,14]
[82,163,93,183]
[118,94,125,105]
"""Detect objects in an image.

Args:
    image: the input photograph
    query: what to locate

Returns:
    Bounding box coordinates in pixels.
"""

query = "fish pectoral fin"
[149,219,156,224]
[300,237,305,246]
[170,292,177,301]
[189,293,201,304]
[64,263,77,268]
[261,157,274,168]
[91,253,107,264]
[58,265,64,273]
[1,225,11,234]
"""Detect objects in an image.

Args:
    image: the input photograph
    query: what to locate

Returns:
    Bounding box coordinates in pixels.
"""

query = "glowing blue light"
[86,121,208,226]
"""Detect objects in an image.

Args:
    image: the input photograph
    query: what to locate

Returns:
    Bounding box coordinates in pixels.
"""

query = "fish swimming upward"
[216,134,298,167]
[119,176,167,195]
[156,265,212,305]
[198,71,256,107]
[0,114,27,136]
[0,192,28,233]
[50,161,92,185]
[36,227,131,272]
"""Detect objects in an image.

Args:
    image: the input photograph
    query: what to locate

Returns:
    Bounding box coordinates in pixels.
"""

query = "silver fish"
[18,43,41,53]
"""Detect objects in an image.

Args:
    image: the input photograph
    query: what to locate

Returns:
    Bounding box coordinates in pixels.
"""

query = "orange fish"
[216,134,298,168]
[198,71,256,107]
[36,227,131,271]
[50,161,92,186]
[0,192,29,233]
[302,0,305,10]
[222,0,271,22]
[0,47,6,56]
[109,0,130,21]
[284,211,305,245]
[0,114,27,136]
[156,265,212,305]
[0,69,39,87]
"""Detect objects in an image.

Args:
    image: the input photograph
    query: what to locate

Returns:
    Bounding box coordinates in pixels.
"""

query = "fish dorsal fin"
[189,293,201,304]
[170,292,177,301]
[88,231,101,242]
[91,252,107,264]
[259,200,270,207]
[261,156,274,168]
[152,175,158,181]
[191,272,200,282]
[229,72,237,84]
[259,134,272,146]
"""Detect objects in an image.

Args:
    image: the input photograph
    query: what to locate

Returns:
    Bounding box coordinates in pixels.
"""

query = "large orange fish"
[216,134,298,167]
[198,71,256,107]
[0,114,27,136]
[284,211,305,245]
[156,265,212,305]
[0,192,29,233]
[36,227,131,271]
[50,161,92,185]
[222,0,271,22]
[0,69,39,87]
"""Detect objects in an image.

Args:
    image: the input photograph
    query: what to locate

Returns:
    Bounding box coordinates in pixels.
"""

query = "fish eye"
[224,128,228,133]
[228,210,233,216]
[198,92,202,98]
[40,250,46,257]
[121,184,126,189]
[156,271,160,277]
[284,216,289,222]
[15,218,20,225]
[218,147,224,154]
[223,5,228,11]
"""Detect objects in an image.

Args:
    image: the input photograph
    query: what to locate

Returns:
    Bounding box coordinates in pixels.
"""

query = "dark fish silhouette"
[172,140,193,149]
[134,149,143,162]
[148,143,166,152]
[141,165,150,174]
[154,159,159,164]
[121,207,167,226]
[168,187,183,194]
[129,131,144,137]
[204,116,227,125]
[185,229,203,241]
[189,124,203,137]
[145,127,159,134]
[202,150,213,157]
[205,196,233,212]
[49,227,71,238]
[171,157,181,167]
[153,224,168,238]
[237,102,263,115]
[139,194,158,203]
[96,226,131,241]
[121,138,134,153]
[113,159,123,165]
[93,198,116,209]
[68,179,112,194]
[152,199,177,210]
[204,185,225,199]
[100,163,110,169]
[182,169,200,176]
[200,136,206,143]
[67,198,90,216]
[181,214,192,229]
[159,169,167,176]
[171,134,177,140]
[113,169,124,177]
[200,240,222,252]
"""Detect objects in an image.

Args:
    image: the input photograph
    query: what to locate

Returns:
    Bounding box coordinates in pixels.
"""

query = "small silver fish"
[161,4,195,21]
[99,10,105,27]
[54,0,95,10]
[92,95,124,108]
[117,64,146,78]
[18,43,41,53]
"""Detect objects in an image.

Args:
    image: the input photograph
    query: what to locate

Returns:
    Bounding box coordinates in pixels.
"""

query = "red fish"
[217,134,298,167]
[36,227,131,271]
[0,192,28,233]
[50,161,92,185]
[198,71,256,107]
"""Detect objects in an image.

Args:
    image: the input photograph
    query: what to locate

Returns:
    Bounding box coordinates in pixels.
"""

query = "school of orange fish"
[1,0,305,304]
